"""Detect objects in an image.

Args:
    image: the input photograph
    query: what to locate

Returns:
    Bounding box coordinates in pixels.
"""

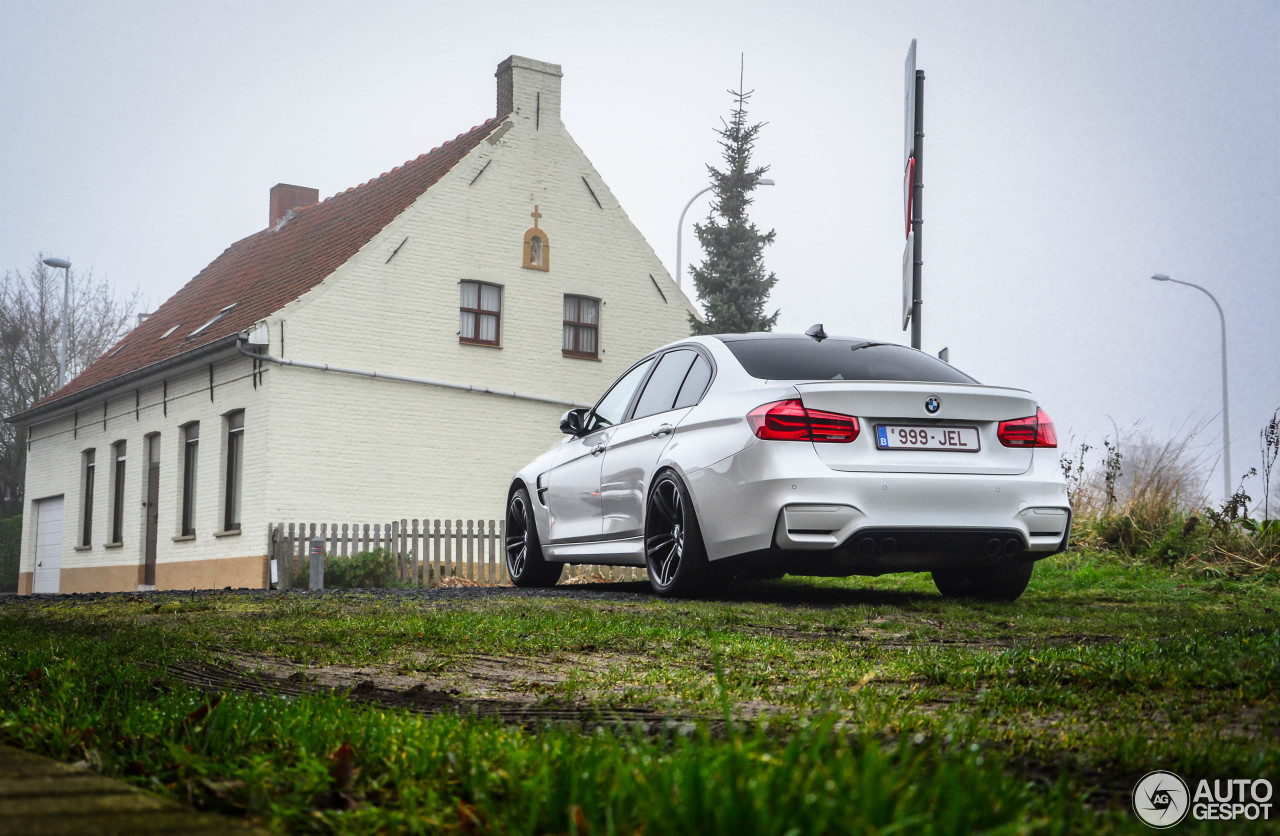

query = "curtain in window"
[478,285,500,342]
[563,297,577,351]
[461,282,500,343]
[578,325,597,355]
[563,296,599,356]
[460,282,479,340]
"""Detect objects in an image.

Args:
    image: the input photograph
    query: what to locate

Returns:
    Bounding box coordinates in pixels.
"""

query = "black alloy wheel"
[644,471,709,596]
[505,487,562,587]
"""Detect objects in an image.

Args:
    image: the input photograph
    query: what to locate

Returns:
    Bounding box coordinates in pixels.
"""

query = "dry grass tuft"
[433,576,509,589]
[1064,418,1279,572]
[560,571,618,585]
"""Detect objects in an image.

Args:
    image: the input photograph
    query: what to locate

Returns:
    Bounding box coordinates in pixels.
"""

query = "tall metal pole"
[59,267,69,388]
[675,179,774,290]
[42,257,72,389]
[1151,274,1231,499]
[910,70,925,350]
[675,186,714,290]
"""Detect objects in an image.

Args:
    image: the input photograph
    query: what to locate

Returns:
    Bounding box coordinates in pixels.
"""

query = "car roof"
[711,332,878,344]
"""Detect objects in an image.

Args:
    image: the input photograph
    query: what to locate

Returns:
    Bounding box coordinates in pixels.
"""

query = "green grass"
[1,551,1277,833]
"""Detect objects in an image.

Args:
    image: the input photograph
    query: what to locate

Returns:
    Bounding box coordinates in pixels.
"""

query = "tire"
[644,471,710,597]
[932,558,1034,602]
[505,487,562,588]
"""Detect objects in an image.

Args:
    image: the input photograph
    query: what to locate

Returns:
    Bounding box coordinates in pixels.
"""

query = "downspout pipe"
[236,336,590,409]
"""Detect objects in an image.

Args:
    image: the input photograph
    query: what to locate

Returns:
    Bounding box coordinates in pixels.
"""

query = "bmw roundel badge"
[925,396,941,414]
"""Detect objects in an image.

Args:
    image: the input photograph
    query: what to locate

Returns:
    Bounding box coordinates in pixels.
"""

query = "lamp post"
[1151,273,1231,500]
[42,257,72,389]
[675,178,774,289]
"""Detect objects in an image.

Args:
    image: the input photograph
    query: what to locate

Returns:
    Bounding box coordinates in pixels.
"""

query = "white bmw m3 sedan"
[506,330,1070,601]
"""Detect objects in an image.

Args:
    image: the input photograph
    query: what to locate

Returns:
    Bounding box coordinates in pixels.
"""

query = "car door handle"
[590,443,607,456]
[651,424,674,437]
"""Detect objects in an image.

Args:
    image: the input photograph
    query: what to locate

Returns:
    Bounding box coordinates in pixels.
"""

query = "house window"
[459,281,501,346]
[223,411,244,532]
[181,424,198,537]
[189,303,238,338]
[110,441,126,544]
[80,450,95,547]
[563,296,599,359]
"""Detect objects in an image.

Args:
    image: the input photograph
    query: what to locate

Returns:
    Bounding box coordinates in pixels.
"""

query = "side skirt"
[543,536,646,566]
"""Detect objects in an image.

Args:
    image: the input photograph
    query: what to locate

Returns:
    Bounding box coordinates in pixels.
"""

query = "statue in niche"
[523,205,550,271]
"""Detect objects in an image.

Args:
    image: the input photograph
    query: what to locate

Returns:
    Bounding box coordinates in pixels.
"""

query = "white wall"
[254,60,696,524]
[17,59,699,584]
[19,350,269,589]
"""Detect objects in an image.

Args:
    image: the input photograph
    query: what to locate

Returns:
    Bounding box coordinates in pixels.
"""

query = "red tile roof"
[28,118,501,414]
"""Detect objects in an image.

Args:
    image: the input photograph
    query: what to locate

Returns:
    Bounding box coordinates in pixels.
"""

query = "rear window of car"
[722,338,977,384]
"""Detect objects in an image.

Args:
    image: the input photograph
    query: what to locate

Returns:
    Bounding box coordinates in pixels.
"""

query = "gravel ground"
[0,581,658,607]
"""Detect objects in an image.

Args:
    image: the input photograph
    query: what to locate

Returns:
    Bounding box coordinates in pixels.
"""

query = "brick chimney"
[495,56,562,127]
[269,183,319,229]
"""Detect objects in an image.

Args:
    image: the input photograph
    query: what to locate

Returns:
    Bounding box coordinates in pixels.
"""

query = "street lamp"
[1151,273,1231,500]
[42,257,72,389]
[675,178,774,289]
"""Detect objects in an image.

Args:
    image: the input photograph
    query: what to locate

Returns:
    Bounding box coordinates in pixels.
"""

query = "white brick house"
[8,56,696,594]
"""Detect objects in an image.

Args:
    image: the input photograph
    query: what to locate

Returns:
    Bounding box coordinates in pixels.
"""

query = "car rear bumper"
[681,439,1070,564]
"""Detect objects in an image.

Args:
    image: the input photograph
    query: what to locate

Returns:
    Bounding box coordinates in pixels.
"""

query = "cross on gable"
[530,205,542,227]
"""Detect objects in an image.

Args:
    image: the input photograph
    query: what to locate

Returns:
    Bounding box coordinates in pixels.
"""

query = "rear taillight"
[998,407,1058,448]
[747,399,860,443]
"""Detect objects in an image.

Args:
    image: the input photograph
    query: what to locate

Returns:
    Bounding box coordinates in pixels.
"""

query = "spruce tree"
[688,84,779,335]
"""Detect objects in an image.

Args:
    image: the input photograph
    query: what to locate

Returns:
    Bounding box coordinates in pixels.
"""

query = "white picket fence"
[269,520,646,588]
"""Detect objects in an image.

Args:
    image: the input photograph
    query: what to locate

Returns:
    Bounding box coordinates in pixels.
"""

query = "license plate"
[876,425,980,452]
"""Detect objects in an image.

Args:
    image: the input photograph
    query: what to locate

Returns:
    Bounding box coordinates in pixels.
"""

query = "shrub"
[290,548,406,589]
[0,515,19,593]
[1064,418,1279,572]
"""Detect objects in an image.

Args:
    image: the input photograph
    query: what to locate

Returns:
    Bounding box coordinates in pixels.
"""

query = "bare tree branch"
[1,255,141,515]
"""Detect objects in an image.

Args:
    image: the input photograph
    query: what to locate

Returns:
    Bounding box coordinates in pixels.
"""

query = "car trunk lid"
[792,381,1037,475]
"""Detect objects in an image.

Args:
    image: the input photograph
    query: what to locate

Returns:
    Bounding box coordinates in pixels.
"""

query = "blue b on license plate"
[876,425,980,451]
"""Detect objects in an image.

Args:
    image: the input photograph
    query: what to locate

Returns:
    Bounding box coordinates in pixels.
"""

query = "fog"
[3,0,1276,502]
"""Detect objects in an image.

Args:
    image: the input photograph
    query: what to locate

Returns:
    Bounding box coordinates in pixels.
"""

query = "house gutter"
[235,337,589,409]
[5,333,244,426]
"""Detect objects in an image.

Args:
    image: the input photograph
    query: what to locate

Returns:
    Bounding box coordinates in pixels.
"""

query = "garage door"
[33,496,64,594]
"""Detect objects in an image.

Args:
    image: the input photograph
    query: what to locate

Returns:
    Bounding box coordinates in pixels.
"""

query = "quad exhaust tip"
[984,537,1024,559]
[855,536,899,557]
[853,534,1020,560]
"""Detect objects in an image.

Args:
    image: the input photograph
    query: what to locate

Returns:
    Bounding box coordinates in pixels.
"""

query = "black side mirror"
[560,408,588,436]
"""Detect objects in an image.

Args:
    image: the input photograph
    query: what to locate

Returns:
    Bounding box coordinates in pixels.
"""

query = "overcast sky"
[3,0,1277,502]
